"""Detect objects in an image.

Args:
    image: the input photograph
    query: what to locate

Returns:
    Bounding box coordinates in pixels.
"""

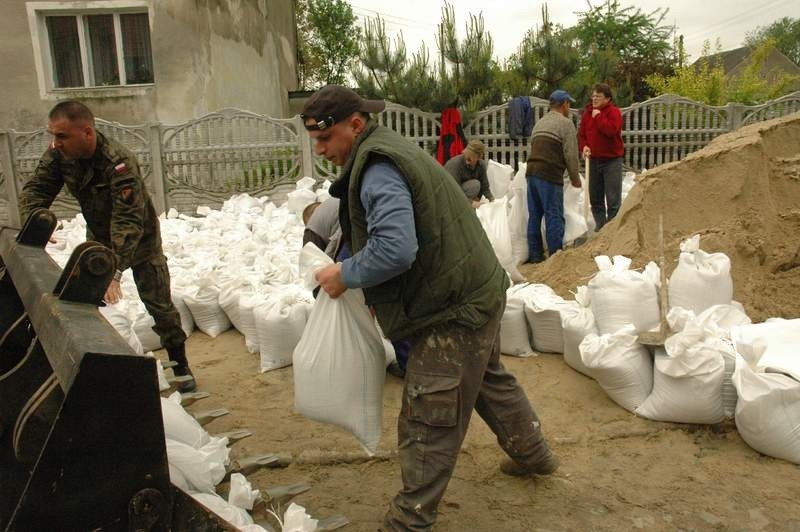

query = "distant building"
[693,46,800,91]
[1,0,299,130]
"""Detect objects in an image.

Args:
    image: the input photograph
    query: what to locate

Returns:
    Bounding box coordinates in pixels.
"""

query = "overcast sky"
[346,0,800,64]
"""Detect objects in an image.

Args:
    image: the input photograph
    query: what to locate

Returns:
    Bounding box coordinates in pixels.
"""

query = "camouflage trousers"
[132,254,186,352]
[382,312,552,531]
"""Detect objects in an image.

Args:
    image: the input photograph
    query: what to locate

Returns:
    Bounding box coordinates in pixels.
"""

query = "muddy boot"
[167,343,197,393]
[500,446,560,477]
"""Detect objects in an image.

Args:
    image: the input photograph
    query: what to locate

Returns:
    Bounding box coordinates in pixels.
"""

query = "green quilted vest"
[336,122,508,340]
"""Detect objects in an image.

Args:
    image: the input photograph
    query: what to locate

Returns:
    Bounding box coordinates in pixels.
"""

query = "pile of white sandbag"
[46,188,318,373]
[161,390,322,530]
[520,235,799,465]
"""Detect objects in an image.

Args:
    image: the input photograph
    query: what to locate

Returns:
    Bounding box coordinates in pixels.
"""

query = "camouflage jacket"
[19,132,162,271]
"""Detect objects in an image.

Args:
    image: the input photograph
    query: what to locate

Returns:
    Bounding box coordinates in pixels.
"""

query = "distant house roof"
[693,46,800,75]
[691,46,800,90]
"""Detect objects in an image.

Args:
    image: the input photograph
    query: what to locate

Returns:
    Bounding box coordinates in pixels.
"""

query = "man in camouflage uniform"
[19,100,196,392]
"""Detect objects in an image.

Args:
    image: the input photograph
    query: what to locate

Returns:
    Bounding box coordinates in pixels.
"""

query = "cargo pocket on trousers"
[407,373,460,427]
[405,373,461,485]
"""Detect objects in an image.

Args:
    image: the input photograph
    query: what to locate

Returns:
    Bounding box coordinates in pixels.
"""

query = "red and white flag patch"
[114,163,128,174]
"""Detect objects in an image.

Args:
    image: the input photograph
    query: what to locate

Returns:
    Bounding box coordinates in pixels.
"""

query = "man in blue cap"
[525,89,582,262]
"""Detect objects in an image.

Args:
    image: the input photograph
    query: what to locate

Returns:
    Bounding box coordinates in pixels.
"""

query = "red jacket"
[578,102,624,159]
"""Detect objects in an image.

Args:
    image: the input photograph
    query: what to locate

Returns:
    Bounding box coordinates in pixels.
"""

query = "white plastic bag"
[508,163,529,266]
[500,291,534,357]
[523,292,577,354]
[254,289,311,372]
[668,235,733,314]
[731,318,800,382]
[283,502,319,532]
[161,392,211,448]
[561,286,597,377]
[486,160,514,199]
[635,339,727,424]
[733,354,800,464]
[563,181,588,244]
[589,255,661,335]
[166,437,229,493]
[580,325,653,412]
[293,246,386,455]
[476,198,523,282]
[228,473,261,511]
[191,492,255,527]
[184,281,232,338]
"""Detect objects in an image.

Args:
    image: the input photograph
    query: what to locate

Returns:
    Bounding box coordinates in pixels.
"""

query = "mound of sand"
[521,112,800,322]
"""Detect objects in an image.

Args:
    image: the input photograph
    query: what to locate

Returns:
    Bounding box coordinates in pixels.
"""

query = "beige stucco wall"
[0,0,298,130]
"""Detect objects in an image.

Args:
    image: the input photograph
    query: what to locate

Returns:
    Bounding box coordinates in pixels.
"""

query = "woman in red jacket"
[578,83,624,230]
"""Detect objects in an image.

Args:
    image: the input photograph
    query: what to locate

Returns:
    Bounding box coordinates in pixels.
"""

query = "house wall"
[0,0,298,131]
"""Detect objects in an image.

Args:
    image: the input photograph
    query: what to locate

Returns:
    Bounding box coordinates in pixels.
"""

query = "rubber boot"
[167,343,197,393]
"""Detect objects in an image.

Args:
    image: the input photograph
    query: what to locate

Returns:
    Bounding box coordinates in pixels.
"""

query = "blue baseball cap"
[549,89,576,104]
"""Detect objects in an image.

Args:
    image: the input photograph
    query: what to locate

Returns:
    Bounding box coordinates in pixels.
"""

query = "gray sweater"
[526,111,580,185]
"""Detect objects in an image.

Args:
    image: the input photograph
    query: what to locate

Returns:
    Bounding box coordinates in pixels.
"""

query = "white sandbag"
[732,354,800,464]
[172,289,196,337]
[563,180,588,244]
[283,502,319,532]
[500,293,534,357]
[668,235,733,314]
[133,313,163,353]
[580,325,653,412]
[254,288,311,372]
[294,245,385,455]
[508,163,529,265]
[191,492,255,528]
[218,279,254,333]
[589,255,661,335]
[561,286,597,377]
[382,338,397,367]
[286,188,318,214]
[184,282,232,338]
[145,352,171,391]
[486,159,513,199]
[238,292,264,354]
[731,318,800,382]
[228,473,261,511]
[166,437,229,493]
[664,303,750,418]
[523,292,577,354]
[161,392,211,448]
[99,304,144,355]
[476,198,523,282]
[635,339,727,424]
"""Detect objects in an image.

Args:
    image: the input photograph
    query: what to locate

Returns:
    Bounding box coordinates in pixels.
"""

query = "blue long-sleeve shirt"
[340,160,418,288]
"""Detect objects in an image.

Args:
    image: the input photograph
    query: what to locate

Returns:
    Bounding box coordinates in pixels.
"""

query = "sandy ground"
[158,329,800,531]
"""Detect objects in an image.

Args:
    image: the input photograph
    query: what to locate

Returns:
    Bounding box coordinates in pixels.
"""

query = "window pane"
[46,16,83,88]
[86,15,119,86]
[120,13,154,84]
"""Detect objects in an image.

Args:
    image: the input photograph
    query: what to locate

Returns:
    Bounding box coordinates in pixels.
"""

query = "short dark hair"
[49,100,95,125]
[593,83,613,100]
[302,201,321,226]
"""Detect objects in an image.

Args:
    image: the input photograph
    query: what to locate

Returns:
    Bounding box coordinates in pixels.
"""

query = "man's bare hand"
[591,109,601,118]
[570,179,582,188]
[315,263,347,298]
[471,199,481,209]
[582,146,591,159]
[104,279,123,305]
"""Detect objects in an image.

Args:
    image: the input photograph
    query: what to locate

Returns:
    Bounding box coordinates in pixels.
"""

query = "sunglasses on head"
[302,114,337,131]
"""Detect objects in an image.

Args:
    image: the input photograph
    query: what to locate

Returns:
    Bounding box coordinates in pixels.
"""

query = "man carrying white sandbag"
[302,86,559,532]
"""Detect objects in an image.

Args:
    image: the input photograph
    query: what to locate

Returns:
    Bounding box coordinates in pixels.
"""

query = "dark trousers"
[132,255,186,352]
[382,312,551,531]
[526,175,564,262]
[588,157,623,230]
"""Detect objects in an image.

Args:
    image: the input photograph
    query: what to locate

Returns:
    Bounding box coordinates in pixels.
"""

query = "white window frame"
[26,1,155,99]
